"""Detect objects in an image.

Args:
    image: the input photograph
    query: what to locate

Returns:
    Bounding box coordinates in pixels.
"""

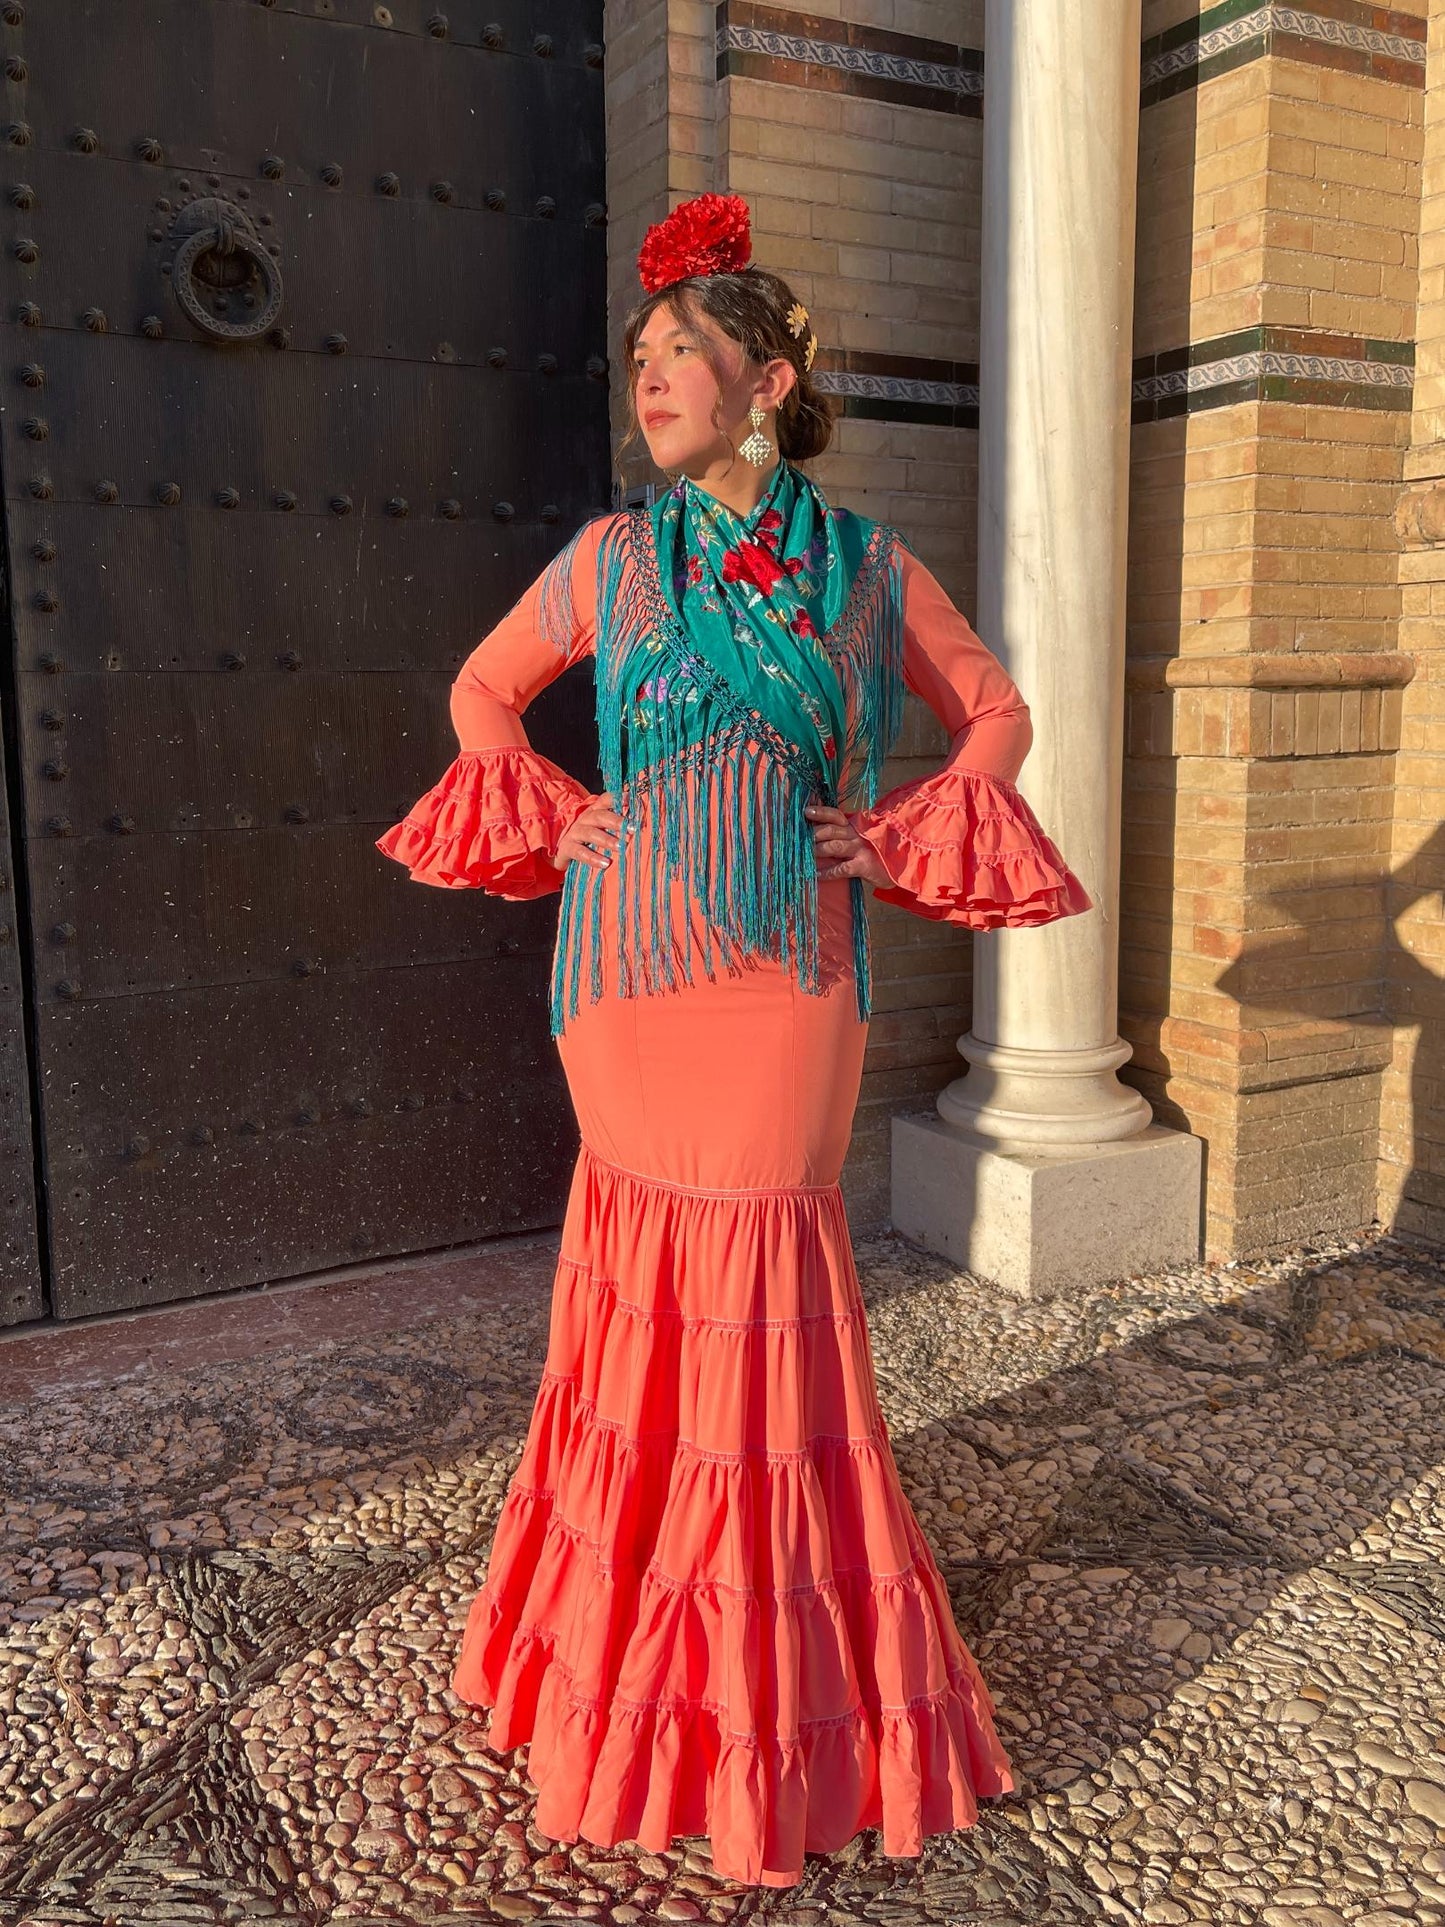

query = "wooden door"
[0,0,610,1318]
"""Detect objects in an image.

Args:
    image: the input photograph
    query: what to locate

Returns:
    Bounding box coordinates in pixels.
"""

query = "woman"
[377,191,1092,1890]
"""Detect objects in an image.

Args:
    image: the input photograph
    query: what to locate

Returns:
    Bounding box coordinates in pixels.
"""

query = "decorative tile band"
[1144,4,1426,89]
[812,353,979,428]
[1135,349,1414,401]
[815,370,978,406]
[716,0,982,117]
[794,332,1412,427]
[717,0,1424,117]
[1132,327,1414,420]
[718,23,981,99]
[1141,0,1426,103]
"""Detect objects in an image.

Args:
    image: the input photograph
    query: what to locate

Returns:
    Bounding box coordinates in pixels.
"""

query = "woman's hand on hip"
[804,803,893,888]
[556,793,622,869]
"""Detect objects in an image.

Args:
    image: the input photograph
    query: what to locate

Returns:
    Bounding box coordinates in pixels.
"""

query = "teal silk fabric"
[649,457,853,790]
[545,459,913,1037]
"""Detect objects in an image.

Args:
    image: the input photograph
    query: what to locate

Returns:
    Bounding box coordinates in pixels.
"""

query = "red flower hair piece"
[637,192,752,295]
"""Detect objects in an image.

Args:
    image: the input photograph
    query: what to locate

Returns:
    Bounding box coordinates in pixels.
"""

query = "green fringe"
[549,510,909,1038]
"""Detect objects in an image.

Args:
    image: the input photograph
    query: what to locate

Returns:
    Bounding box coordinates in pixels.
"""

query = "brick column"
[1122,2,1425,1259]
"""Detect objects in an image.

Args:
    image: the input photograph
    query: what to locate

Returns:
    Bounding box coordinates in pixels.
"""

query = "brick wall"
[605,0,989,1230]
[1386,0,1445,1245]
[601,0,1441,1256]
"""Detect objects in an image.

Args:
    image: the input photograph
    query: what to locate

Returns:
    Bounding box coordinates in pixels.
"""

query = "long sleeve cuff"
[848,764,1093,929]
[375,745,594,898]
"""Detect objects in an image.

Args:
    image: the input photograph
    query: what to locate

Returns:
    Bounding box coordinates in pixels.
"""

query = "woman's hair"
[615,266,836,480]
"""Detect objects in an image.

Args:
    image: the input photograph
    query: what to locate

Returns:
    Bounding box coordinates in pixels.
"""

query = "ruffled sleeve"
[374,745,594,898]
[850,762,1093,928]
[845,543,1093,928]
[376,510,622,897]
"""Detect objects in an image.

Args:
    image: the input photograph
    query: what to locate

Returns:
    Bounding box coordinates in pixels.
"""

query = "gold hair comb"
[785,301,819,373]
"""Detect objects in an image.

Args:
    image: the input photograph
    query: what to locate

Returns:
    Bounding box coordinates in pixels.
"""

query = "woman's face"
[631,297,795,478]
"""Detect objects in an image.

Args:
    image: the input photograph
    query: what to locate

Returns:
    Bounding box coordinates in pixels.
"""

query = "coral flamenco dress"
[376,461,1091,1889]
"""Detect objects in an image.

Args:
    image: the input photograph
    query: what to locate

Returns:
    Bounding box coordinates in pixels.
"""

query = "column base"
[939,1033,1155,1144]
[890,1111,1204,1300]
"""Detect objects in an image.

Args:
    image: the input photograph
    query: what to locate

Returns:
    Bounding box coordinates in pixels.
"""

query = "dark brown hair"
[616,266,836,481]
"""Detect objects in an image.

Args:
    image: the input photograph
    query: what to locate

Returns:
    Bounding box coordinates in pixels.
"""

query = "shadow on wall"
[1212,821,1445,1245]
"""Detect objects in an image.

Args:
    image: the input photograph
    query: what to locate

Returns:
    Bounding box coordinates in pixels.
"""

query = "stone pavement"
[0,1218,1442,1927]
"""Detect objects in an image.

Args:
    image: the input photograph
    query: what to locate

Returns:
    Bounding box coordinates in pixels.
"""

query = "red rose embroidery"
[722,540,786,594]
[755,508,784,552]
[790,607,818,640]
[783,556,804,575]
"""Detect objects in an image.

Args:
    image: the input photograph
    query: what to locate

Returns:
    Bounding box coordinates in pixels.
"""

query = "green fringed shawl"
[539,463,913,1038]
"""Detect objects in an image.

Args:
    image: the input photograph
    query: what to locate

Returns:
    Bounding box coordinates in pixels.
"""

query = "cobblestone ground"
[0,1223,1441,1927]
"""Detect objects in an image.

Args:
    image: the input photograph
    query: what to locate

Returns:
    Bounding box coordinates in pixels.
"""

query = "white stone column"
[891,0,1203,1296]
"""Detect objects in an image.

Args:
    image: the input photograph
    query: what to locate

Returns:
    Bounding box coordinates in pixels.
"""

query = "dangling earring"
[739,401,774,467]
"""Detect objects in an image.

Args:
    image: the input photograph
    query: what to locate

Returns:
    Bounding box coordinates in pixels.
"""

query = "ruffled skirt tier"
[451,1144,1016,1888]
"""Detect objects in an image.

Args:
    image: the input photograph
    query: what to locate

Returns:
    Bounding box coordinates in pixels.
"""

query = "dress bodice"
[376,505,1093,1033]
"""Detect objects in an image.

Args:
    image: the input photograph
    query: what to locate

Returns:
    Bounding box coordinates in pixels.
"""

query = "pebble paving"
[0,1223,1441,1926]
